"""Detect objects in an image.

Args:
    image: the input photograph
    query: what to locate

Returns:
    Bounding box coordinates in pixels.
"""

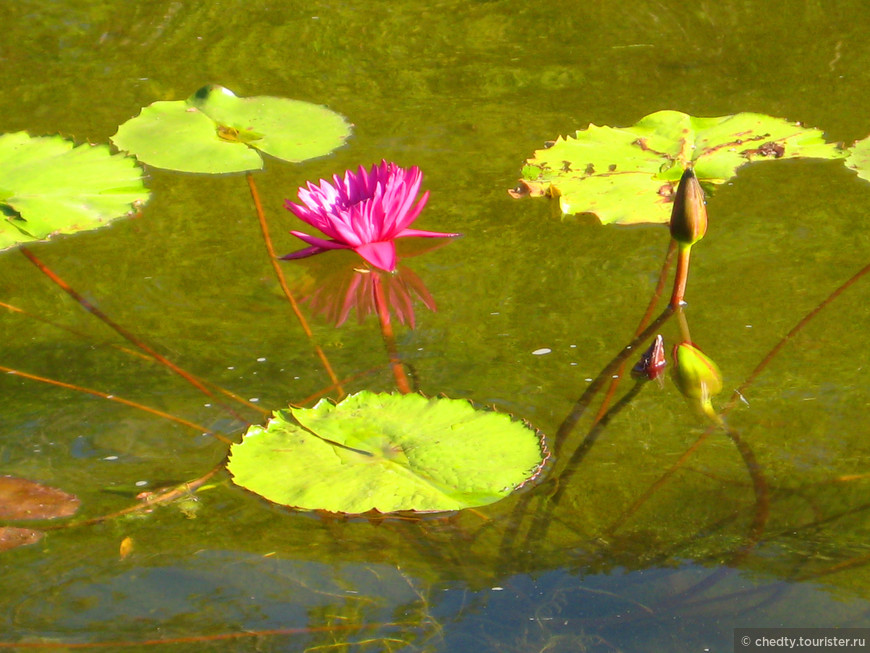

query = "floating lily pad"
[0,476,80,520]
[112,84,352,174]
[0,132,149,252]
[512,110,845,225]
[228,391,548,514]
[846,134,870,182]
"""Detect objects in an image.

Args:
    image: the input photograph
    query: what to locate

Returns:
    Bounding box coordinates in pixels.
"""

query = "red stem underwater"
[371,272,412,394]
[19,246,251,425]
[0,363,230,444]
[245,172,345,398]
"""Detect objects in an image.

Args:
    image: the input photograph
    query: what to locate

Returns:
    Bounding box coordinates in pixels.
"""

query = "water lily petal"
[396,227,461,239]
[355,240,397,272]
[279,245,330,261]
[391,171,426,232]
[280,231,352,260]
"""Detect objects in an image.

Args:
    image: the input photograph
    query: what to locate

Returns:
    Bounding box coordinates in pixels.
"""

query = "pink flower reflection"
[282,160,459,272]
[301,264,437,329]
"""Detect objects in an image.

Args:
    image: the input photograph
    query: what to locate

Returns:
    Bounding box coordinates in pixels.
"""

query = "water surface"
[1,1,869,651]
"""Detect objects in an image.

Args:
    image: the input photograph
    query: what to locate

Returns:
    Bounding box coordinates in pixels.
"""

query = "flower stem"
[246,173,344,398]
[676,304,692,343]
[669,242,693,308]
[0,363,231,444]
[590,239,676,425]
[371,272,412,394]
[19,246,252,424]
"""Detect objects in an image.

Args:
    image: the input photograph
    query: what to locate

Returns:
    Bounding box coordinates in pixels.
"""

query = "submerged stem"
[0,363,231,444]
[371,272,412,394]
[554,307,674,453]
[591,239,676,425]
[246,172,344,398]
[19,246,252,425]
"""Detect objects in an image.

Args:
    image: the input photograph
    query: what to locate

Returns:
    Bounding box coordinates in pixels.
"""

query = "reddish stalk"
[18,246,251,424]
[1,299,267,416]
[554,307,674,453]
[42,463,224,531]
[371,272,412,394]
[246,172,344,398]
[669,243,692,308]
[295,364,394,406]
[0,300,149,360]
[591,239,676,425]
[0,302,269,415]
[722,259,870,413]
[0,363,231,444]
[607,260,870,535]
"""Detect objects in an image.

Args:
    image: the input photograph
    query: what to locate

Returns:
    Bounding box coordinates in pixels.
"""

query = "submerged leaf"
[112,84,352,174]
[0,476,80,520]
[513,110,845,225]
[228,391,548,514]
[0,526,43,552]
[0,132,149,252]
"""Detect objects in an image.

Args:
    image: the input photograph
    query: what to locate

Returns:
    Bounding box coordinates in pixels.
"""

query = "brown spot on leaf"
[584,163,595,175]
[0,476,80,520]
[657,183,676,201]
[743,141,785,158]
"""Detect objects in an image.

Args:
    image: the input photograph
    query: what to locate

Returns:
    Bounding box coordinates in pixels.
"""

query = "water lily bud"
[669,168,708,246]
[672,342,722,402]
[632,334,667,381]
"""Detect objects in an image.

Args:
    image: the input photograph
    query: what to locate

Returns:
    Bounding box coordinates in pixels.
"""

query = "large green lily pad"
[846,133,870,182]
[0,132,149,252]
[227,391,549,514]
[112,84,352,174]
[512,110,845,225]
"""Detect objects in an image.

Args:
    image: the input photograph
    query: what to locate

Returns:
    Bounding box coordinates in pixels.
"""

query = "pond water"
[1,1,870,651]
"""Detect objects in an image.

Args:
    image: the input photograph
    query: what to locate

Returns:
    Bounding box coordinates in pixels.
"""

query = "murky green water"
[1,1,870,651]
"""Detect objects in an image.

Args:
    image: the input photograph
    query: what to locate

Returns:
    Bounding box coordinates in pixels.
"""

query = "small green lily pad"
[513,110,845,225]
[112,84,352,174]
[0,132,149,252]
[227,391,548,514]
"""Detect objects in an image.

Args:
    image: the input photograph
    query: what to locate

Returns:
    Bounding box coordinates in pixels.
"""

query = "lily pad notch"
[112,84,353,174]
[228,391,550,514]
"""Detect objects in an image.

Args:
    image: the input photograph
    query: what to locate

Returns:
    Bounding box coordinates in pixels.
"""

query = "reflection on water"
[0,0,869,650]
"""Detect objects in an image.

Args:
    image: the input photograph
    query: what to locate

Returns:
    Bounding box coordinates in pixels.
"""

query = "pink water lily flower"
[281,161,459,272]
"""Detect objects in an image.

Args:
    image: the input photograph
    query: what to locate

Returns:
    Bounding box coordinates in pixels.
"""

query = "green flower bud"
[672,341,722,402]
[669,168,708,246]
